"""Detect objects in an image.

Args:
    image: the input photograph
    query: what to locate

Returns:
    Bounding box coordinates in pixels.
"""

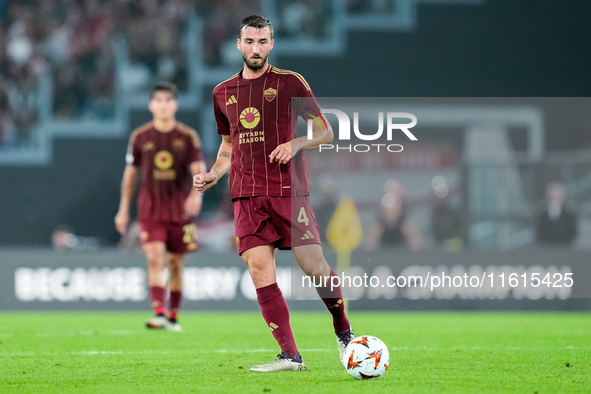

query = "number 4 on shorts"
[297,207,309,226]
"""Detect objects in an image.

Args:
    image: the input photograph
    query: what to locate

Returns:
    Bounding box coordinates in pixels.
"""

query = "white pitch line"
[32,330,138,338]
[4,346,591,358]
[3,348,335,357]
[213,348,331,353]
[390,346,591,351]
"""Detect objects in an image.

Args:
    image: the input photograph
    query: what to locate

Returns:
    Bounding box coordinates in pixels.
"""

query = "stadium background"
[1,0,591,311]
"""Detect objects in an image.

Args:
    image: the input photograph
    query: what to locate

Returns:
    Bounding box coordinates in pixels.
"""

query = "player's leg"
[293,244,351,331]
[287,197,351,333]
[165,253,184,332]
[286,195,355,367]
[143,240,169,329]
[242,244,304,372]
[293,243,354,367]
[243,244,277,288]
[162,221,198,331]
[234,197,304,371]
[268,194,354,343]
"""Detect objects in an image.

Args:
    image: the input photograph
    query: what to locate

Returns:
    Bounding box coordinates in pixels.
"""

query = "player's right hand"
[193,171,219,192]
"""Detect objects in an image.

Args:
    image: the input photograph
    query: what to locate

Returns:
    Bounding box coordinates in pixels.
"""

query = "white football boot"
[250,351,306,372]
[165,320,182,332]
[146,315,169,329]
[335,324,355,368]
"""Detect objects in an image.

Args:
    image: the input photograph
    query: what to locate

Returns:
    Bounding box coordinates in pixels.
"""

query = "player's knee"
[168,255,183,265]
[247,260,264,275]
[146,257,162,271]
[246,260,272,278]
[299,257,330,278]
[241,252,259,268]
[168,258,183,272]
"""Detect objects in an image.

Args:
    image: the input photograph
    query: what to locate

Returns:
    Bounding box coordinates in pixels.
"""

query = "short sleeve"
[213,90,231,136]
[189,130,204,163]
[126,137,141,166]
[288,73,322,120]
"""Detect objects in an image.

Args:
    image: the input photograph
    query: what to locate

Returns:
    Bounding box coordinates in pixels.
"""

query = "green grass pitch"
[1,311,590,393]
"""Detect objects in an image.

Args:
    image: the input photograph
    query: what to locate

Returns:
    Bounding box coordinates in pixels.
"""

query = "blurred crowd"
[0,0,196,122]
[1,0,45,147]
[0,0,410,146]
[0,0,196,148]
[0,0,349,148]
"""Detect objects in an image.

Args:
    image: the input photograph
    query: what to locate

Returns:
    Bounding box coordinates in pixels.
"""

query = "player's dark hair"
[239,15,273,39]
[150,82,177,99]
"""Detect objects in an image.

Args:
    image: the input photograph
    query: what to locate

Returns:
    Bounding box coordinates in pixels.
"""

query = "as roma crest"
[264,87,277,102]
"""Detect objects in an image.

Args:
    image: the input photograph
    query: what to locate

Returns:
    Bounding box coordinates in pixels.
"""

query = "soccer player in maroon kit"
[115,83,206,332]
[194,15,354,371]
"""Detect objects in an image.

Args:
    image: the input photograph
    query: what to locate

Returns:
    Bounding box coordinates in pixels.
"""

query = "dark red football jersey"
[126,122,203,223]
[213,65,322,199]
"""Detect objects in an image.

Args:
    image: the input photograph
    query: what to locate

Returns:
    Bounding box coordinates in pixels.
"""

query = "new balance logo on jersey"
[301,230,315,241]
[226,95,237,106]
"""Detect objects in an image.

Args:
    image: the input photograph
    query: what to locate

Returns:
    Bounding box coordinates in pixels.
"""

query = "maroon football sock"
[168,290,182,321]
[256,283,298,358]
[149,286,166,315]
[316,269,350,332]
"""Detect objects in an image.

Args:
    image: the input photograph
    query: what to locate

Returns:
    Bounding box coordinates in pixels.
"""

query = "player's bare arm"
[193,135,233,192]
[269,115,333,165]
[184,160,207,216]
[114,164,138,234]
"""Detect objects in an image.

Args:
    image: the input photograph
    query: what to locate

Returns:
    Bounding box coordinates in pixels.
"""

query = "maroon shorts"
[139,221,198,254]
[233,196,321,255]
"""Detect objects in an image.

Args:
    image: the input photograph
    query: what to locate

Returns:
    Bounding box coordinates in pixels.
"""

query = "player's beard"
[243,52,268,71]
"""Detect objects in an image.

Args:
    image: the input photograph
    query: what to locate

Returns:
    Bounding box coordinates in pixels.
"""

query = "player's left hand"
[184,193,203,216]
[269,141,296,165]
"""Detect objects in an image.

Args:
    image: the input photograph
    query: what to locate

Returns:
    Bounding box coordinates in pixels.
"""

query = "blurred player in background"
[535,181,578,247]
[194,15,353,372]
[366,180,423,251]
[115,82,206,331]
